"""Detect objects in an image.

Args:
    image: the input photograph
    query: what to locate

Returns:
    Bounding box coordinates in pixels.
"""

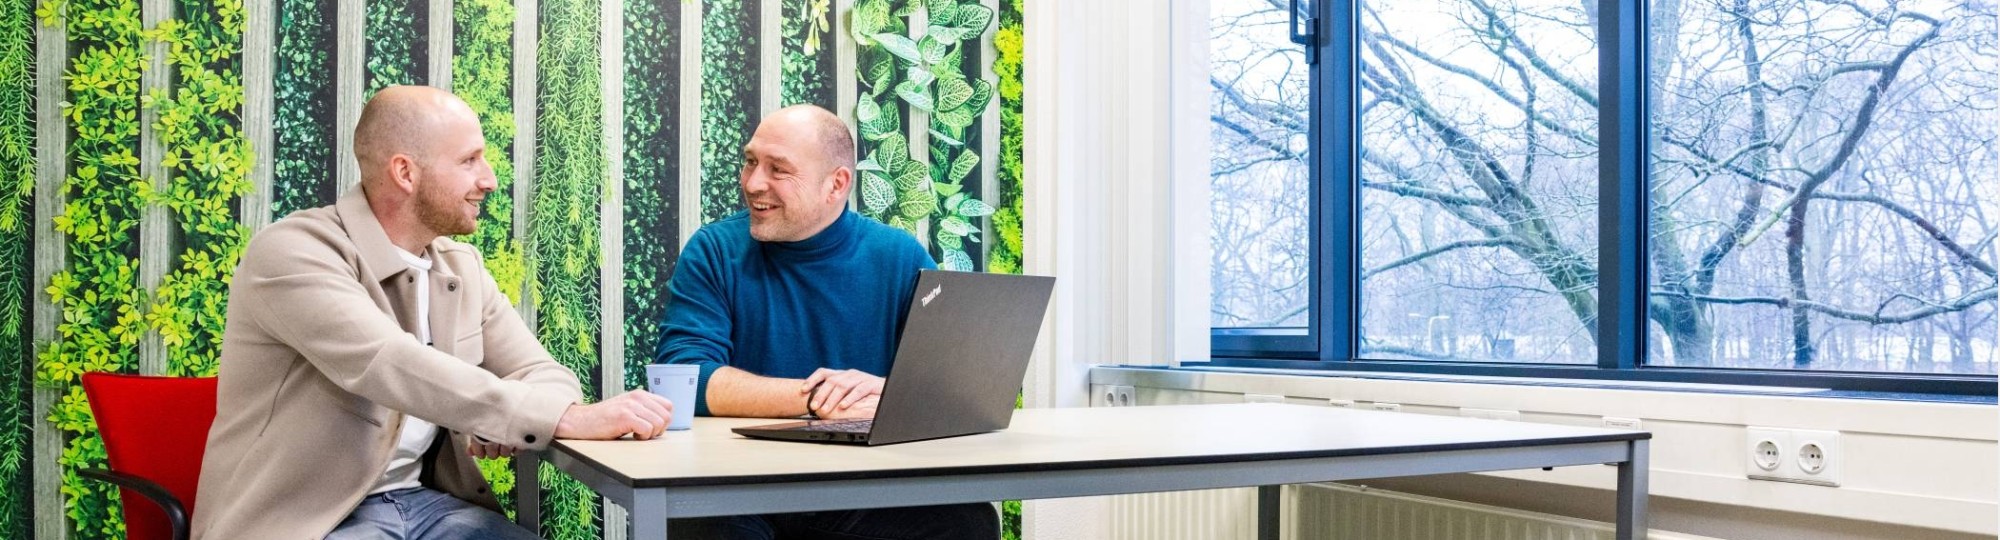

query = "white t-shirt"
[370,247,441,494]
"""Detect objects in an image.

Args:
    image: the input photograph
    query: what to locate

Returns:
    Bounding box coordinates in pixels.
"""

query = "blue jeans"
[326,487,539,540]
[668,503,999,540]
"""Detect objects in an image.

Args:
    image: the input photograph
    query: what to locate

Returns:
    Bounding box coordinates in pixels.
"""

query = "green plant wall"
[851,0,996,271]
[988,0,1023,276]
[780,0,834,108]
[622,0,679,392]
[7,1,1019,536]
[365,0,427,96]
[532,0,602,536]
[40,0,147,536]
[148,0,251,379]
[0,0,34,535]
[269,0,337,218]
[698,0,757,223]
[454,0,524,515]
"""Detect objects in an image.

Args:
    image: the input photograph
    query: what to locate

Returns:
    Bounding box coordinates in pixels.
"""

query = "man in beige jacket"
[192,86,674,539]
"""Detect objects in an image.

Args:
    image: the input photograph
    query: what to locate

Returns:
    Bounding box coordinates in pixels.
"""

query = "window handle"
[1290,0,1319,64]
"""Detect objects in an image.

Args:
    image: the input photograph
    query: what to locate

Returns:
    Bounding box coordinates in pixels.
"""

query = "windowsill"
[1132,364,1997,405]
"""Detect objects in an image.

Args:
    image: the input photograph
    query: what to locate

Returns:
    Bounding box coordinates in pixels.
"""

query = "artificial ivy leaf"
[942,249,974,271]
[907,65,936,89]
[851,0,886,42]
[949,151,980,182]
[889,215,917,236]
[927,27,966,44]
[927,0,959,28]
[856,97,881,124]
[856,157,886,173]
[936,232,963,252]
[934,182,964,198]
[967,79,994,110]
[942,39,966,68]
[940,215,977,237]
[873,33,923,64]
[861,171,895,214]
[928,127,964,147]
[896,81,934,112]
[860,109,894,141]
[865,52,896,91]
[919,35,949,65]
[937,77,974,112]
[895,166,929,190]
[957,198,996,217]
[880,134,909,170]
[935,107,976,131]
[957,4,994,33]
[898,194,938,219]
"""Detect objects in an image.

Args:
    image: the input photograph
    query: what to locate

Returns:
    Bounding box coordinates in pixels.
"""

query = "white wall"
[1018,0,1212,536]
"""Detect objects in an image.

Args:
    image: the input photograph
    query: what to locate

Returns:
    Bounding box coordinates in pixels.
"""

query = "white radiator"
[1106,484,1719,540]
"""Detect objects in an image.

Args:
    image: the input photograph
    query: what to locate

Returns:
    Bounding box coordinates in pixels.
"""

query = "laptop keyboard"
[794,419,874,433]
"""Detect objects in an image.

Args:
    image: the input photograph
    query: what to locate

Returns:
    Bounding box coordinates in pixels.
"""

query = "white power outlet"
[1099,385,1135,407]
[1792,429,1841,486]
[1745,427,1841,487]
[1746,427,1790,480]
[1601,417,1643,430]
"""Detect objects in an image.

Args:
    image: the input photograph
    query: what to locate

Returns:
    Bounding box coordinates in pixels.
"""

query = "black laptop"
[731,270,1055,446]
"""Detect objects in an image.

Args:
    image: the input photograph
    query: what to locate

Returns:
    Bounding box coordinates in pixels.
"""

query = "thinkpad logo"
[921,284,942,307]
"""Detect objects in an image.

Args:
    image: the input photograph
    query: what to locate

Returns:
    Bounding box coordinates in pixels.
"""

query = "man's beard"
[417,186,476,236]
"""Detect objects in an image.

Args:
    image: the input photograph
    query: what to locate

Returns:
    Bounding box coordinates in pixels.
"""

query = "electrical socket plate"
[1792,429,1841,487]
[1461,408,1521,421]
[1745,426,1841,487]
[1243,393,1286,404]
[1098,385,1135,407]
[1602,417,1642,430]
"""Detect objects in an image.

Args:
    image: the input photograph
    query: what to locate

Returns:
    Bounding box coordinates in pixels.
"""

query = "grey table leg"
[1615,439,1649,540]
[515,452,542,529]
[1257,485,1280,540]
[630,488,669,539]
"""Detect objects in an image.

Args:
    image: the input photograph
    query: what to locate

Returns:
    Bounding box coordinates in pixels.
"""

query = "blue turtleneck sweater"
[654,210,936,416]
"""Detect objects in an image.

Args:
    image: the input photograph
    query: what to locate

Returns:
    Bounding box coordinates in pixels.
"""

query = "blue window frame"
[1204,0,1999,396]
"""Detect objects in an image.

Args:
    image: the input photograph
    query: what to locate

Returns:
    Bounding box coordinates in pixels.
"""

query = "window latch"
[1291,0,1319,65]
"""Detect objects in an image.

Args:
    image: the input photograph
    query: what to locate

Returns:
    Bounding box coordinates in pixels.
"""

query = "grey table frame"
[516,413,1649,539]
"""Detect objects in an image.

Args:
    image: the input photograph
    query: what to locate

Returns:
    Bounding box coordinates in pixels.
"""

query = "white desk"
[516,403,1649,539]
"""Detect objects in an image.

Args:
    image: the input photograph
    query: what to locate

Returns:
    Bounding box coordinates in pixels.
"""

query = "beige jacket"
[191,188,580,539]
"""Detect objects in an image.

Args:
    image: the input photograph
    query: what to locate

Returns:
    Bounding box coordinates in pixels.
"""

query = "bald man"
[193,86,676,539]
[654,105,998,539]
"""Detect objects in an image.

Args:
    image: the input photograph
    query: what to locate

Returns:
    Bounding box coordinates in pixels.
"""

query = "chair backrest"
[80,372,218,540]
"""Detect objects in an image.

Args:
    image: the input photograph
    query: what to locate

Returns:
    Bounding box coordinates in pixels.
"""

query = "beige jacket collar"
[334,186,461,284]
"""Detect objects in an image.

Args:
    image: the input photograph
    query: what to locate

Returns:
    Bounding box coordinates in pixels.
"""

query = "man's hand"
[555,390,676,440]
[802,368,885,414]
[813,394,879,420]
[467,437,518,459]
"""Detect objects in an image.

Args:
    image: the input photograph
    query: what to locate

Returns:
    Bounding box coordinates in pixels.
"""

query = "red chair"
[80,372,218,540]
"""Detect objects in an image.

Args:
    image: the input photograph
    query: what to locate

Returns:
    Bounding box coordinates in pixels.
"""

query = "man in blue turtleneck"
[654,105,998,540]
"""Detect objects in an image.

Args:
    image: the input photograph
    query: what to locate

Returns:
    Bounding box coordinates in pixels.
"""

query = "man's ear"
[387,153,419,193]
[826,166,853,203]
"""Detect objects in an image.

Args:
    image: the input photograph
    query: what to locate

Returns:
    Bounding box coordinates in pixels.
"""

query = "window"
[1647,0,1997,375]
[1358,0,1599,364]
[1206,0,1998,393]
